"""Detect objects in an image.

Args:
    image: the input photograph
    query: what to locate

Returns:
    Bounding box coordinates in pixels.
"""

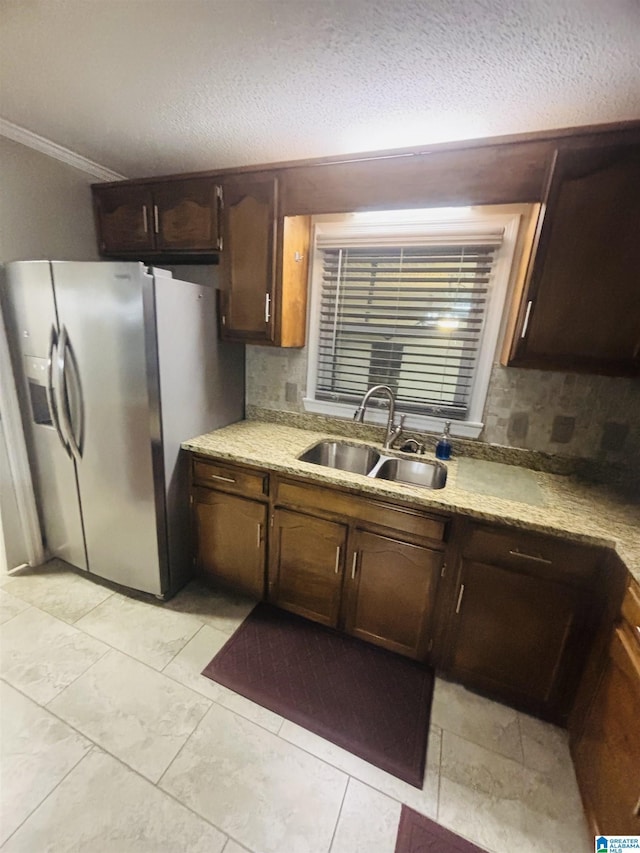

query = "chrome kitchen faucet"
[353,385,405,450]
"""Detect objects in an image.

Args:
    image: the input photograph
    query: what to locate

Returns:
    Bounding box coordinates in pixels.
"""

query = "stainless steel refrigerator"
[1,261,244,597]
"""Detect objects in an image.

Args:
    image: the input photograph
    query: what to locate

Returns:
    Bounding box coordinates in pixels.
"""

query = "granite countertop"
[183,420,640,583]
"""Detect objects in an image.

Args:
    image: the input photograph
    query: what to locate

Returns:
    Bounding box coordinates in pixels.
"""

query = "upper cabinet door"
[507,142,640,376]
[93,185,155,255]
[153,178,222,253]
[218,175,277,344]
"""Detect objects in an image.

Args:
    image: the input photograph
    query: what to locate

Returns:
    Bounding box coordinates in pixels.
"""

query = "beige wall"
[0,136,98,262]
[0,136,100,571]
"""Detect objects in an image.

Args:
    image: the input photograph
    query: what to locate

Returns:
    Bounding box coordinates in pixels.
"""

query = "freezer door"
[3,262,87,569]
[51,262,162,594]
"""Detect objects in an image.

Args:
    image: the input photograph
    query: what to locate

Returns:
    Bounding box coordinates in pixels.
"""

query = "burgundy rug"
[395,806,486,852]
[202,602,434,787]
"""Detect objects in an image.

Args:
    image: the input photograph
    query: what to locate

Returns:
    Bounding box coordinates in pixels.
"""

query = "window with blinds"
[314,233,503,421]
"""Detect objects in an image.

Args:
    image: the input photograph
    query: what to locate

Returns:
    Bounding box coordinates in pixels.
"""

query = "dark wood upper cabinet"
[218,175,277,344]
[218,174,311,347]
[504,141,640,376]
[92,184,155,255]
[153,179,222,253]
[93,177,222,260]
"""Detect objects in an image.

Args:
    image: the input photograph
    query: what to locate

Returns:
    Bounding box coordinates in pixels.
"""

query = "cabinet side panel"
[155,271,245,594]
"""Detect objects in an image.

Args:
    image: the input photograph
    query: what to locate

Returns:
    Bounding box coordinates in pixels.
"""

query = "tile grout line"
[5,598,284,743]
[0,600,33,626]
[68,590,117,624]
[434,725,443,824]
[0,740,96,849]
[1,692,234,851]
[273,724,440,822]
[0,575,116,626]
[326,772,351,853]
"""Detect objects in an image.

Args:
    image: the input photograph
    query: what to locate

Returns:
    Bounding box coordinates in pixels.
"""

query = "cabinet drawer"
[462,523,602,585]
[621,578,640,646]
[275,478,447,543]
[192,457,268,498]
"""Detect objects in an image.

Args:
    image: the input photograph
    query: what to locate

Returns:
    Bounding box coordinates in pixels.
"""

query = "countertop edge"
[182,421,640,583]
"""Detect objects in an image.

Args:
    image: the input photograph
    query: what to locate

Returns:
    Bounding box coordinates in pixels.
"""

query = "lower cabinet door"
[269,509,346,627]
[573,625,640,835]
[448,559,585,719]
[344,529,442,660]
[194,490,266,598]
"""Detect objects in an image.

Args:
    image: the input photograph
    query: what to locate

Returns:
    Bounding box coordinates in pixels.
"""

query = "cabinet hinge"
[270,513,274,528]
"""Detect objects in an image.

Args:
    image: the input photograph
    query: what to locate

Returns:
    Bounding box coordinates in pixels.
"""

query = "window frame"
[303,208,524,439]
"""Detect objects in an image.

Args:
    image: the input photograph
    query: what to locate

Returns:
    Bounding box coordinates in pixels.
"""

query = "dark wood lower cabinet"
[193,488,266,599]
[572,624,640,835]
[344,529,442,660]
[269,508,347,627]
[446,559,588,721]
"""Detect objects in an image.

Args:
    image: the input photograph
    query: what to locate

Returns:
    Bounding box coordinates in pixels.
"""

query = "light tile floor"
[0,561,592,853]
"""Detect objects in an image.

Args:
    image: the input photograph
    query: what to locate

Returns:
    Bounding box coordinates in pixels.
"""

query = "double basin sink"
[298,440,447,490]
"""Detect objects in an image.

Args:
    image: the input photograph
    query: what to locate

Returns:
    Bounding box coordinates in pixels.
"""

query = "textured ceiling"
[1,0,639,179]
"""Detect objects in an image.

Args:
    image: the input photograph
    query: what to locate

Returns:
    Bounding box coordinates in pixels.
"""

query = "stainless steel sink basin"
[297,439,448,490]
[372,457,448,489]
[298,441,380,475]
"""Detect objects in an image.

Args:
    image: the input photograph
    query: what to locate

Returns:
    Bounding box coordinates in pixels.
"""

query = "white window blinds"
[314,228,504,420]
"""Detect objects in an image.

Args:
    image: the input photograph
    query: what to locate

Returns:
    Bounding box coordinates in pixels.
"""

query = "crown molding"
[0,118,126,182]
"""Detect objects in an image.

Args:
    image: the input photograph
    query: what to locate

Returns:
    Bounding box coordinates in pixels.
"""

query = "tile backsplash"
[245,346,640,468]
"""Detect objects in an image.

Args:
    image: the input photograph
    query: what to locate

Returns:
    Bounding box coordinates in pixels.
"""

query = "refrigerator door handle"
[47,325,72,458]
[58,325,84,459]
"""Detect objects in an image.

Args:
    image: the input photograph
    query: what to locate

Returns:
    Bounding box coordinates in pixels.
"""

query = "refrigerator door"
[3,262,87,569]
[51,261,161,594]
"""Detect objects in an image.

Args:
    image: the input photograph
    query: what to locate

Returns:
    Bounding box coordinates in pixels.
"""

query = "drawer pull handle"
[634,795,640,818]
[351,551,358,579]
[455,584,465,614]
[508,549,552,565]
[335,546,341,574]
[521,300,533,339]
[153,204,160,235]
[208,473,236,483]
[142,205,149,234]
[256,524,262,549]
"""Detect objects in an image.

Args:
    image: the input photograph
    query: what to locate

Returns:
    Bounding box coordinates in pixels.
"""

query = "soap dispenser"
[435,421,452,460]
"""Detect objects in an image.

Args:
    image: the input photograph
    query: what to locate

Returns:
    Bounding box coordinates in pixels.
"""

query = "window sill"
[302,397,484,439]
